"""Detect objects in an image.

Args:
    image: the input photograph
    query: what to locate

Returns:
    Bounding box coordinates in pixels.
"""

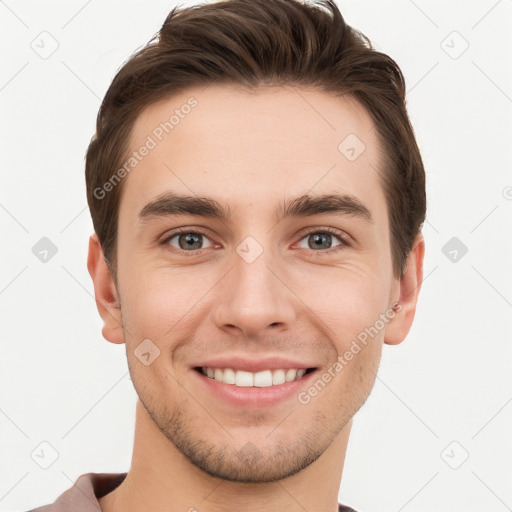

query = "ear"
[384,233,425,345]
[87,233,125,344]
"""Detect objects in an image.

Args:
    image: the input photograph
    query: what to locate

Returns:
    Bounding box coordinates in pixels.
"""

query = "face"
[97,85,413,483]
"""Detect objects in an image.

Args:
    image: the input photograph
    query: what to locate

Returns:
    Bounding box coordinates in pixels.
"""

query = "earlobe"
[87,233,125,344]
[384,233,425,346]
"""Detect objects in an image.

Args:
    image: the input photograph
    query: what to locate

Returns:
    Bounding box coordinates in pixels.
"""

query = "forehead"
[121,84,387,225]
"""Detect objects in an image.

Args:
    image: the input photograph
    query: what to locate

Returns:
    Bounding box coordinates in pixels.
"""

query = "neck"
[99,399,352,512]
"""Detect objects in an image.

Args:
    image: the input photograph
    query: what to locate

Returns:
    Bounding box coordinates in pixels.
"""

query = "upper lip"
[192,355,318,373]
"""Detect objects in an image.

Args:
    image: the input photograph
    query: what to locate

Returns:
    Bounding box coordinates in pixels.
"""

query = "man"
[29,0,425,510]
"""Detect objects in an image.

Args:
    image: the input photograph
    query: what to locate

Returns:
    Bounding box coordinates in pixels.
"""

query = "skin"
[88,84,424,512]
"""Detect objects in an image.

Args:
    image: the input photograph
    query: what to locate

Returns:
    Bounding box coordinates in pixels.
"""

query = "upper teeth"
[201,367,308,387]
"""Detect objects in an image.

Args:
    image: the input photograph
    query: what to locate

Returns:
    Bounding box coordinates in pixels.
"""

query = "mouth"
[193,366,317,387]
[191,365,319,408]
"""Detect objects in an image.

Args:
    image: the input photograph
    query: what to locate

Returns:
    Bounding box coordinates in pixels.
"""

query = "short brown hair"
[85,0,426,280]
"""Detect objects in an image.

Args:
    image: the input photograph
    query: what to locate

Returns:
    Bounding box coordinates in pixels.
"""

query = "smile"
[196,367,316,387]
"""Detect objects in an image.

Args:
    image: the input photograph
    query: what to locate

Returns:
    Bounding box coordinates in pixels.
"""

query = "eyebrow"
[138,192,374,224]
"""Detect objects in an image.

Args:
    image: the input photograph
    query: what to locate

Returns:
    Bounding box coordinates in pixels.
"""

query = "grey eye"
[167,232,213,251]
[297,233,342,250]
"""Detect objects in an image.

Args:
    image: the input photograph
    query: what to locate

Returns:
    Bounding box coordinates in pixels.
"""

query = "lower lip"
[191,368,318,408]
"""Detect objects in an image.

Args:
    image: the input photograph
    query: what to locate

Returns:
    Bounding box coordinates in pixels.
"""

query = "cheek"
[292,263,390,388]
[118,264,213,342]
[292,262,390,337]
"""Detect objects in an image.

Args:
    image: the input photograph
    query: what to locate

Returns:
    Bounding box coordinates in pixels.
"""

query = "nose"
[212,247,297,338]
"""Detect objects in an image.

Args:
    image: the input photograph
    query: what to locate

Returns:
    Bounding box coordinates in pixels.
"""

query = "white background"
[1,1,511,511]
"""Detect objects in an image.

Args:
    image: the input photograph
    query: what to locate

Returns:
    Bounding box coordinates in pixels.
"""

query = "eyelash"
[160,226,351,257]
[299,226,351,257]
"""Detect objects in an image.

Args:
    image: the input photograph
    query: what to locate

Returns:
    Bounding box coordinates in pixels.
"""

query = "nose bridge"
[212,239,296,336]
